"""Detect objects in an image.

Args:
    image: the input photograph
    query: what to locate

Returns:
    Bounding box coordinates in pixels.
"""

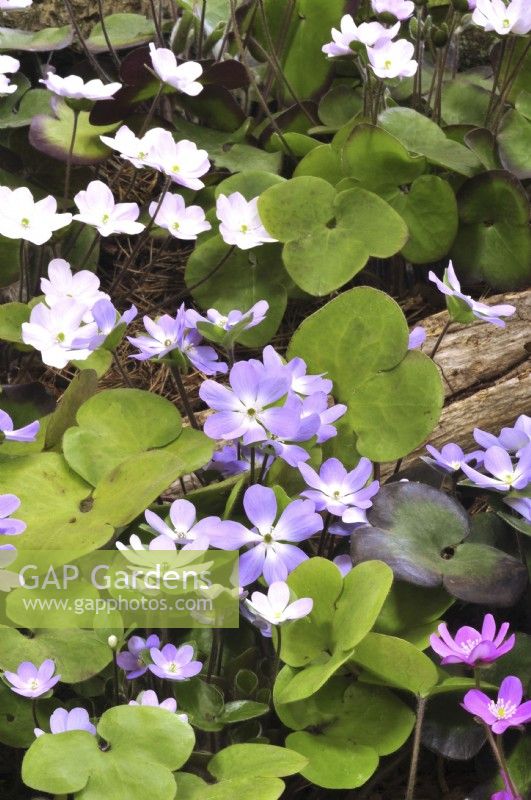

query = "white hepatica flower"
[40,258,109,321]
[472,0,531,35]
[40,72,122,100]
[21,300,98,368]
[371,0,415,20]
[322,15,400,57]
[149,44,203,95]
[73,180,145,237]
[147,131,211,189]
[149,192,211,240]
[0,0,33,8]
[0,55,19,95]
[100,125,164,168]
[367,38,418,79]
[245,581,313,626]
[0,187,71,245]
[216,192,278,250]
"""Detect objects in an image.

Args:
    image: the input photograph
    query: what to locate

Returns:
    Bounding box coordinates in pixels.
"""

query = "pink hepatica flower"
[40,259,108,320]
[0,410,39,443]
[429,263,515,327]
[40,71,122,100]
[298,457,379,522]
[148,131,210,189]
[73,180,145,237]
[149,192,211,240]
[368,39,418,79]
[463,676,531,734]
[144,498,218,550]
[149,44,203,95]
[148,643,202,681]
[0,494,26,540]
[245,581,313,626]
[211,485,323,585]
[100,125,163,169]
[372,0,415,19]
[0,187,71,245]
[116,634,161,679]
[322,15,400,56]
[461,444,531,492]
[472,0,531,35]
[35,707,96,738]
[430,614,515,667]
[22,300,98,369]
[4,659,60,698]
[216,192,278,250]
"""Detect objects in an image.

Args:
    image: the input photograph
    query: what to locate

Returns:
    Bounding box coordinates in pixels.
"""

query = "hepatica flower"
[41,259,108,317]
[199,361,295,444]
[368,39,418,79]
[258,345,333,397]
[408,326,426,350]
[116,634,161,679]
[0,186,71,245]
[461,445,531,492]
[0,0,33,7]
[216,192,278,250]
[149,192,211,240]
[148,644,202,681]
[129,689,188,721]
[189,300,269,334]
[4,659,60,698]
[322,15,400,56]
[22,300,98,369]
[424,443,479,473]
[0,410,39,443]
[504,496,531,522]
[472,0,531,35]
[144,499,218,550]
[245,581,313,626]
[0,55,19,95]
[73,180,145,237]
[299,457,379,523]
[35,707,96,738]
[100,125,164,168]
[82,299,137,348]
[148,131,210,189]
[463,676,531,734]
[474,415,530,455]
[372,0,415,19]
[430,614,515,667]
[429,263,516,327]
[0,494,26,539]
[213,485,322,585]
[40,71,122,100]
[149,44,203,95]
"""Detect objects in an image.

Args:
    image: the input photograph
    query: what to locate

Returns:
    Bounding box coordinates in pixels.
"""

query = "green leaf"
[0,25,73,51]
[332,560,393,652]
[220,700,269,723]
[62,388,182,485]
[0,685,58,747]
[30,100,119,165]
[0,74,51,129]
[390,175,458,263]
[71,348,112,377]
[185,236,288,347]
[293,144,343,185]
[215,170,285,199]
[208,744,307,781]
[0,301,30,343]
[441,74,491,126]
[87,13,156,51]
[375,582,453,637]
[318,84,364,128]
[497,108,531,180]
[285,731,378,790]
[258,176,336,242]
[379,107,481,176]
[353,632,439,695]
[0,235,20,288]
[44,370,99,451]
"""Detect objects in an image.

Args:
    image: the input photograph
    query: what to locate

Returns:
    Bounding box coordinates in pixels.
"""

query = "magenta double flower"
[430,614,515,667]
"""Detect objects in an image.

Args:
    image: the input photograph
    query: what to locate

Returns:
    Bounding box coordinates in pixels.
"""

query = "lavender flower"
[149,45,203,95]
[206,444,254,477]
[129,689,188,721]
[80,299,137,349]
[216,192,277,250]
[299,392,346,444]
[148,644,202,681]
[461,445,531,492]
[372,0,415,19]
[298,457,379,522]
[474,416,530,456]
[245,581,313,626]
[491,773,519,800]
[430,614,515,667]
[0,410,39,443]
[408,326,426,350]
[463,676,531,734]
[144,499,218,550]
[199,361,296,444]
[40,259,108,320]
[429,263,516,328]
[472,0,531,36]
[211,485,322,585]
[333,554,353,576]
[188,301,269,335]
[258,346,333,397]
[4,659,60,698]
[35,707,96,737]
[423,443,480,473]
[0,1,33,8]
[367,39,418,79]
[504,496,531,523]
[116,634,161,679]
[73,180,145,237]
[322,15,400,57]
[0,494,26,541]
[40,72,122,100]
[149,193,210,240]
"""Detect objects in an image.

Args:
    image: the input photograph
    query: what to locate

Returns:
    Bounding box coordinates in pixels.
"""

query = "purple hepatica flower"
[259,394,321,467]
[199,360,296,445]
[461,445,531,492]
[180,324,228,375]
[333,553,353,576]
[116,634,161,679]
[424,443,480,474]
[245,581,313,626]
[4,659,60,698]
[259,345,332,397]
[0,410,39,443]
[35,707,96,738]
[129,689,188,722]
[408,326,426,350]
[430,614,515,667]
[145,499,218,550]
[504,496,531,523]
[491,772,520,800]
[149,643,202,681]
[299,392,347,444]
[188,300,269,334]
[298,457,379,522]
[0,494,26,539]
[211,485,323,585]
[463,676,531,734]
[474,416,530,456]
[429,263,516,328]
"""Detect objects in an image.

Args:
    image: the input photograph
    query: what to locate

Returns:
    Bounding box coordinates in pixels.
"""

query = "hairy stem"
[63,109,79,206]
[405,695,427,800]
[63,0,111,81]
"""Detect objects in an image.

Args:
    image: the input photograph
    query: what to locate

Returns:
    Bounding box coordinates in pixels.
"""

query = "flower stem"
[258,453,270,485]
[96,0,121,69]
[112,650,120,706]
[484,727,520,799]
[78,231,100,269]
[63,109,80,206]
[272,624,282,684]
[148,0,164,46]
[429,318,451,359]
[31,698,40,730]
[64,0,111,81]
[170,364,199,429]
[317,512,332,557]
[138,83,165,138]
[250,446,256,484]
[405,695,427,800]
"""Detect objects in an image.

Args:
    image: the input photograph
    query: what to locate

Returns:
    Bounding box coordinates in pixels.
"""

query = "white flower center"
[459,637,481,655]
[29,679,40,690]
[488,699,517,720]
[167,661,178,673]
[164,338,173,347]
[501,471,517,485]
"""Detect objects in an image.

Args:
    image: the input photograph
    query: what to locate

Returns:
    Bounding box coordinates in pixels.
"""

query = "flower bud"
[451,0,471,11]
[107,634,118,649]
[431,24,449,47]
